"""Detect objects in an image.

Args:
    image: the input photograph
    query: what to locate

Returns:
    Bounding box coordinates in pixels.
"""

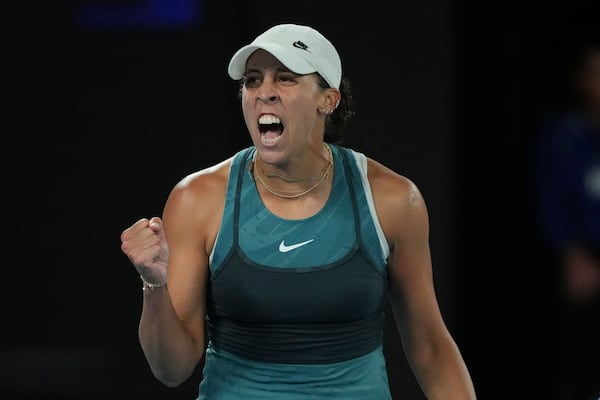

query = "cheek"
[286,93,318,112]
[240,89,250,106]
[242,109,255,132]
[241,94,253,118]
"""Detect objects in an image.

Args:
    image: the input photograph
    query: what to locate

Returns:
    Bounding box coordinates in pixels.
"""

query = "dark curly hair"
[316,75,355,145]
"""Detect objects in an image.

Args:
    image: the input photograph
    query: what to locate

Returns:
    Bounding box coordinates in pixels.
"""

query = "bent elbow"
[159,377,184,388]
[151,367,191,388]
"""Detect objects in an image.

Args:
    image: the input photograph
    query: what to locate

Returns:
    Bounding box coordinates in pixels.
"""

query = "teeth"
[259,115,280,124]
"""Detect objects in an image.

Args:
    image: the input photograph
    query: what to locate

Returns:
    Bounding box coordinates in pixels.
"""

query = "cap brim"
[228,43,316,80]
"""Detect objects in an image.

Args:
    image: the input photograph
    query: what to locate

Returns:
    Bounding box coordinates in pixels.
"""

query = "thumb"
[148,217,167,242]
[148,216,162,230]
[148,217,169,264]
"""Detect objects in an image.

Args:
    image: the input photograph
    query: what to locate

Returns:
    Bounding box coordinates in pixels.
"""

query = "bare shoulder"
[365,157,429,248]
[163,157,232,254]
[171,157,232,203]
[365,157,426,210]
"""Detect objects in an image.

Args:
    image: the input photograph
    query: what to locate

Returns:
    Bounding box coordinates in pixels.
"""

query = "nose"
[258,94,278,103]
[257,79,279,103]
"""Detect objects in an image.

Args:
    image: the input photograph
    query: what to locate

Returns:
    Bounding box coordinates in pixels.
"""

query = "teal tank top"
[199,144,393,399]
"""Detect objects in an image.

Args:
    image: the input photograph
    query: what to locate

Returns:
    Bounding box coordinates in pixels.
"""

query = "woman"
[121,23,476,399]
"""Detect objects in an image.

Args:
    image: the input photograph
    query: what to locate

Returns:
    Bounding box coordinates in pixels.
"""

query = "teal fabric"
[200,145,392,399]
[198,345,392,400]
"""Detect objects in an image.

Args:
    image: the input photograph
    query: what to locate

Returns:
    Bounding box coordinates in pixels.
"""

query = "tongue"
[263,130,282,140]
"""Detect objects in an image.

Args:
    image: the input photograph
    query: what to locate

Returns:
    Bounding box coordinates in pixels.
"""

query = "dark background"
[4,0,599,398]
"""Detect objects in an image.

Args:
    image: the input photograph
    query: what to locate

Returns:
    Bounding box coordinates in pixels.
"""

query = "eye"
[244,74,261,88]
[277,72,298,85]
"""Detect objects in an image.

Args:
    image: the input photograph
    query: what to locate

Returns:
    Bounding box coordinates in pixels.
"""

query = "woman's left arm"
[368,158,477,400]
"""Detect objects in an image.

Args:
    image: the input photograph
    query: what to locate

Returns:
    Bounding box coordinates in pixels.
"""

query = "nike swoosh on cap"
[278,239,314,253]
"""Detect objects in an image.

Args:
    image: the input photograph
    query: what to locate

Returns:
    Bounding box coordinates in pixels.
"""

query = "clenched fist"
[121,217,169,286]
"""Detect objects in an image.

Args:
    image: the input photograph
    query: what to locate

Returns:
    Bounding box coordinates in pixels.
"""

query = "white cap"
[227,24,342,89]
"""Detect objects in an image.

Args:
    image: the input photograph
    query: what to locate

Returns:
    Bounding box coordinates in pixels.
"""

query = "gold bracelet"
[141,275,166,291]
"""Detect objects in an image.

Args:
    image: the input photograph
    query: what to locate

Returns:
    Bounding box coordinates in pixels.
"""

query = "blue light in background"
[74,0,202,30]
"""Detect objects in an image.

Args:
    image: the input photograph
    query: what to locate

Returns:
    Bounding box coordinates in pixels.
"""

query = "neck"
[251,144,333,199]
[259,143,331,181]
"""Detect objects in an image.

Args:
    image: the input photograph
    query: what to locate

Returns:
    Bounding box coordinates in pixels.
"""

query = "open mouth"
[258,114,284,144]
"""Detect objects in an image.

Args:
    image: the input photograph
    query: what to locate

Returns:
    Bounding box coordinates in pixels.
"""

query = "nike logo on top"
[292,40,310,51]
[278,239,314,253]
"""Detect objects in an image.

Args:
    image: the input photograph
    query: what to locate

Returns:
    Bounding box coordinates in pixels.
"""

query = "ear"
[319,88,341,115]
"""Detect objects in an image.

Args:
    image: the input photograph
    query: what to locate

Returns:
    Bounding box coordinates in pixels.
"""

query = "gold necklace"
[263,168,322,182]
[251,144,333,199]
[262,163,323,183]
[262,143,331,182]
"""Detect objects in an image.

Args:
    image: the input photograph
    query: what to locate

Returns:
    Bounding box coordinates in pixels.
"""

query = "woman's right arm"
[121,161,228,387]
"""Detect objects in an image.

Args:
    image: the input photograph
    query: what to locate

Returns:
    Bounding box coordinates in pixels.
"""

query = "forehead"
[245,49,287,72]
